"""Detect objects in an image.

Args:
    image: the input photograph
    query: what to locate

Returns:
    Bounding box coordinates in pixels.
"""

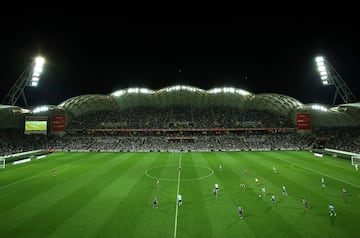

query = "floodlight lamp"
[139,88,152,94]
[224,87,235,93]
[34,66,43,74]
[209,88,220,94]
[31,81,38,87]
[35,56,45,65]
[33,105,49,113]
[32,77,39,81]
[317,66,326,72]
[315,56,324,63]
[112,90,125,97]
[236,89,251,96]
[316,61,324,67]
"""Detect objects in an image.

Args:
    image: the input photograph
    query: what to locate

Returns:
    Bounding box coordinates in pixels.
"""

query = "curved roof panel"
[59,94,118,117]
[246,93,303,116]
[155,87,205,107]
[333,102,360,121]
[22,85,356,127]
[301,103,359,127]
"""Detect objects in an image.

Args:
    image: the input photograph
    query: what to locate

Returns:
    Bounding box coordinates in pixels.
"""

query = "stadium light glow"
[111,88,154,97]
[311,104,328,112]
[208,87,251,96]
[313,55,357,104]
[315,56,332,86]
[35,56,45,65]
[315,56,324,62]
[317,66,326,72]
[29,56,45,87]
[32,105,49,113]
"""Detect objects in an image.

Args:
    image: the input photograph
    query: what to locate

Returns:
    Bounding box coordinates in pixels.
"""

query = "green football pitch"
[0,151,359,238]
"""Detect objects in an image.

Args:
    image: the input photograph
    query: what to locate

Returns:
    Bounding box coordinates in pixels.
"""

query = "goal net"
[351,155,360,166]
[0,158,5,169]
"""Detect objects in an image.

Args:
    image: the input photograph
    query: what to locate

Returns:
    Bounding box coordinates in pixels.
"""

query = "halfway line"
[173,153,182,238]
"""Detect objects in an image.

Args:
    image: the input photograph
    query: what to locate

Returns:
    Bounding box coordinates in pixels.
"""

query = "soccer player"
[238,206,244,219]
[156,179,160,188]
[219,164,223,171]
[261,187,266,196]
[342,188,347,198]
[328,204,337,216]
[52,168,56,177]
[282,185,288,196]
[178,194,182,206]
[243,169,248,176]
[273,166,277,174]
[271,194,276,203]
[213,187,218,197]
[321,177,326,189]
[153,196,158,208]
[215,183,219,193]
[302,198,310,209]
[355,164,358,171]
[240,183,246,191]
[255,178,259,186]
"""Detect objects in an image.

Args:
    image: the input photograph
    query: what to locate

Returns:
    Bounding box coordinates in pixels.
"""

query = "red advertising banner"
[51,114,67,131]
[296,113,311,130]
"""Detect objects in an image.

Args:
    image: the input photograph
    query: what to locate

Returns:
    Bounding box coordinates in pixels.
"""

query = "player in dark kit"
[238,207,244,219]
[153,197,158,208]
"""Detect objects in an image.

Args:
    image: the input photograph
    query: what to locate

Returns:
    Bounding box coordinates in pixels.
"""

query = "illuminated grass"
[0,151,359,238]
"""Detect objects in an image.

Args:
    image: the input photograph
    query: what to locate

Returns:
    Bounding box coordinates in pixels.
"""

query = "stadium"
[1,55,360,237]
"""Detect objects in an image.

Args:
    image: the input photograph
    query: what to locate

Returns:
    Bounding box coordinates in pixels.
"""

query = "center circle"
[145,164,214,181]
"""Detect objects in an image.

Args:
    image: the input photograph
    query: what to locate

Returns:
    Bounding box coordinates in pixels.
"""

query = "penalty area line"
[288,160,360,189]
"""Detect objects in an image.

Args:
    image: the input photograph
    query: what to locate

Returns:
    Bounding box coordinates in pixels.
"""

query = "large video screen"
[24,116,48,134]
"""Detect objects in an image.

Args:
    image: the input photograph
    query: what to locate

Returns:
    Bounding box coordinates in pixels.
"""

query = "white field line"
[0,169,51,190]
[173,153,182,238]
[0,154,90,191]
[286,159,360,189]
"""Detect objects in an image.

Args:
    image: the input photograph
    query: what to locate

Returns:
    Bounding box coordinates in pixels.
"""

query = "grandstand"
[0,85,360,155]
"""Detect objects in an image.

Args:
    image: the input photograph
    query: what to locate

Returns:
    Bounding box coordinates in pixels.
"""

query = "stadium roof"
[1,86,359,128]
[57,86,306,117]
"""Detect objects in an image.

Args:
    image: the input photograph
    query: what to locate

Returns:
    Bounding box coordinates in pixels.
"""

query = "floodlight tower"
[2,56,45,107]
[315,56,357,105]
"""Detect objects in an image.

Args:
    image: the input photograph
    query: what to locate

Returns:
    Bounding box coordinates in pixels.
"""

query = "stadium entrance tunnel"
[145,164,214,181]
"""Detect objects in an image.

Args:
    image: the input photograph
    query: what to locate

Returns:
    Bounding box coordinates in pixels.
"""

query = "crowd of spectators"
[313,127,360,153]
[0,107,359,156]
[0,129,48,156]
[0,130,317,155]
[66,107,294,130]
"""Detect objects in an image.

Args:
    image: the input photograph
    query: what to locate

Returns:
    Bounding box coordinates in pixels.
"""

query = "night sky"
[1,15,359,107]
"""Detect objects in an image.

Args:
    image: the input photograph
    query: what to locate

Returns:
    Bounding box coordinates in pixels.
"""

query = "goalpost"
[0,158,5,169]
[351,155,360,165]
